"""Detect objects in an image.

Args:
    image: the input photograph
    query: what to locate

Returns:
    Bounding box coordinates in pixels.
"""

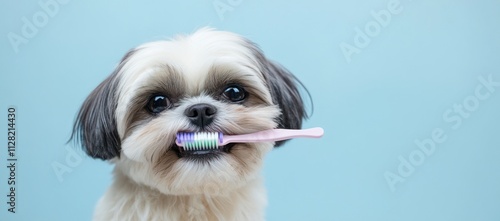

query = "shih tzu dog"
[72,28,306,221]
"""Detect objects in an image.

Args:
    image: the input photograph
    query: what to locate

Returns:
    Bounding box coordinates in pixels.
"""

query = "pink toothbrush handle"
[221,127,324,145]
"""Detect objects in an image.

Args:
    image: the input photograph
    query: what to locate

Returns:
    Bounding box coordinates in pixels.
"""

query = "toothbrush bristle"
[176,132,222,151]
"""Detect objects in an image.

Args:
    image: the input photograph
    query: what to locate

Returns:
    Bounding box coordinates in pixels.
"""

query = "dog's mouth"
[171,139,236,160]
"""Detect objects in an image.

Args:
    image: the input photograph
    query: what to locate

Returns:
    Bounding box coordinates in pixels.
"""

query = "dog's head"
[72,28,306,195]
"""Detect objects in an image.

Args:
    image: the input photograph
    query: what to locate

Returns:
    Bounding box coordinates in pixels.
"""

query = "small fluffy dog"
[72,28,306,221]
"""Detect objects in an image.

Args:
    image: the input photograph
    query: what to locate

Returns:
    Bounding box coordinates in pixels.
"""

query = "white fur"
[94,161,268,221]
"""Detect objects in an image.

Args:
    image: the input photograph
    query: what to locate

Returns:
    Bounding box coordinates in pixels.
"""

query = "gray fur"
[70,49,136,160]
[246,42,308,146]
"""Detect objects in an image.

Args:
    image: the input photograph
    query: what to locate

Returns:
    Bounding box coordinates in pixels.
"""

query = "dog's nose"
[185,103,217,128]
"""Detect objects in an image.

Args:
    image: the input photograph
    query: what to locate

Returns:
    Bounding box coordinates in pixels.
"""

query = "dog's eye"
[222,85,247,102]
[147,95,171,114]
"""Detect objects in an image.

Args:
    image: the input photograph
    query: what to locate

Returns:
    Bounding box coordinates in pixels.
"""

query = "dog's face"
[73,28,305,195]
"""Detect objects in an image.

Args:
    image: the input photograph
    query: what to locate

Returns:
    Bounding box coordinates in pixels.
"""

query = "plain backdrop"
[1,0,500,220]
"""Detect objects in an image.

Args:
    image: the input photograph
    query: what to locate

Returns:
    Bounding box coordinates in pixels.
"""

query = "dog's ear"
[70,50,135,160]
[249,44,307,147]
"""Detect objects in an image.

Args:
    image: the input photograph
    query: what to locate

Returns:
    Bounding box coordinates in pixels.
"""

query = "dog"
[72,28,306,221]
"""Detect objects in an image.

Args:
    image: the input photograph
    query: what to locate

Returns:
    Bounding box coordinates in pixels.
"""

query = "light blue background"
[1,0,500,220]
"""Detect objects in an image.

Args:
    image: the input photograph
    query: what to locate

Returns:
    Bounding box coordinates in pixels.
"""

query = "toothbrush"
[176,127,324,151]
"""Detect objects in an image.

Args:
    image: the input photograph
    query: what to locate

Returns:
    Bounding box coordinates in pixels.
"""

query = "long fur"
[72,28,306,221]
